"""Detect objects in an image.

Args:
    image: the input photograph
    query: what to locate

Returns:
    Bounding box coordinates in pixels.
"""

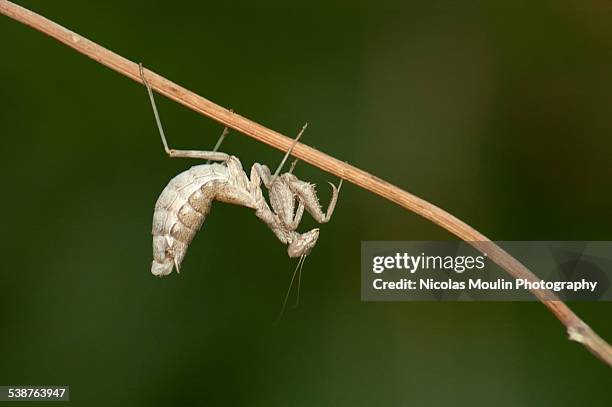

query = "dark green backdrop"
[1,1,611,405]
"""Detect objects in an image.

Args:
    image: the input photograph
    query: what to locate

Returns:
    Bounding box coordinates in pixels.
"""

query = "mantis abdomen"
[151,163,230,276]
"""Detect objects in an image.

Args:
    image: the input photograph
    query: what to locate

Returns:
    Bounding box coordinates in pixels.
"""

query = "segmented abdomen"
[151,163,229,276]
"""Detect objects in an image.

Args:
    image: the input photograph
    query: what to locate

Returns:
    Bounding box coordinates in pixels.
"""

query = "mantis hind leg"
[139,63,229,162]
[205,109,236,163]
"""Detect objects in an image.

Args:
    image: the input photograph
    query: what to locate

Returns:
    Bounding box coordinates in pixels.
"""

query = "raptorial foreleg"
[248,164,291,244]
[253,163,274,188]
[289,178,343,224]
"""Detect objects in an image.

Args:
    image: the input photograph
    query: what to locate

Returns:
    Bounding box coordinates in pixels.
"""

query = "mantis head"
[287,228,319,258]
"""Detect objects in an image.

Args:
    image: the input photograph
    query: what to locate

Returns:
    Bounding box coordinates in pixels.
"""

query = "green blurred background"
[1,0,611,405]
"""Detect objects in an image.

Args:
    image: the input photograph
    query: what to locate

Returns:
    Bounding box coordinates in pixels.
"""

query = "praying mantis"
[140,65,342,314]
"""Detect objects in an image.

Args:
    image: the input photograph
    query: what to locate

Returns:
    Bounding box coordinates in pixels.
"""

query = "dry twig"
[1,0,610,366]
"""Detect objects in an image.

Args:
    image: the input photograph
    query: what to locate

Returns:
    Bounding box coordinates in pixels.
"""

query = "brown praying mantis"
[140,65,342,314]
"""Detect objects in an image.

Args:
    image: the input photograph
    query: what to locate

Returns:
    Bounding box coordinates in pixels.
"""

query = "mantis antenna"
[277,255,307,322]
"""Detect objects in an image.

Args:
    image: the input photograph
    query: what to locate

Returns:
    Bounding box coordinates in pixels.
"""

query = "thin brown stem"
[1,0,610,366]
